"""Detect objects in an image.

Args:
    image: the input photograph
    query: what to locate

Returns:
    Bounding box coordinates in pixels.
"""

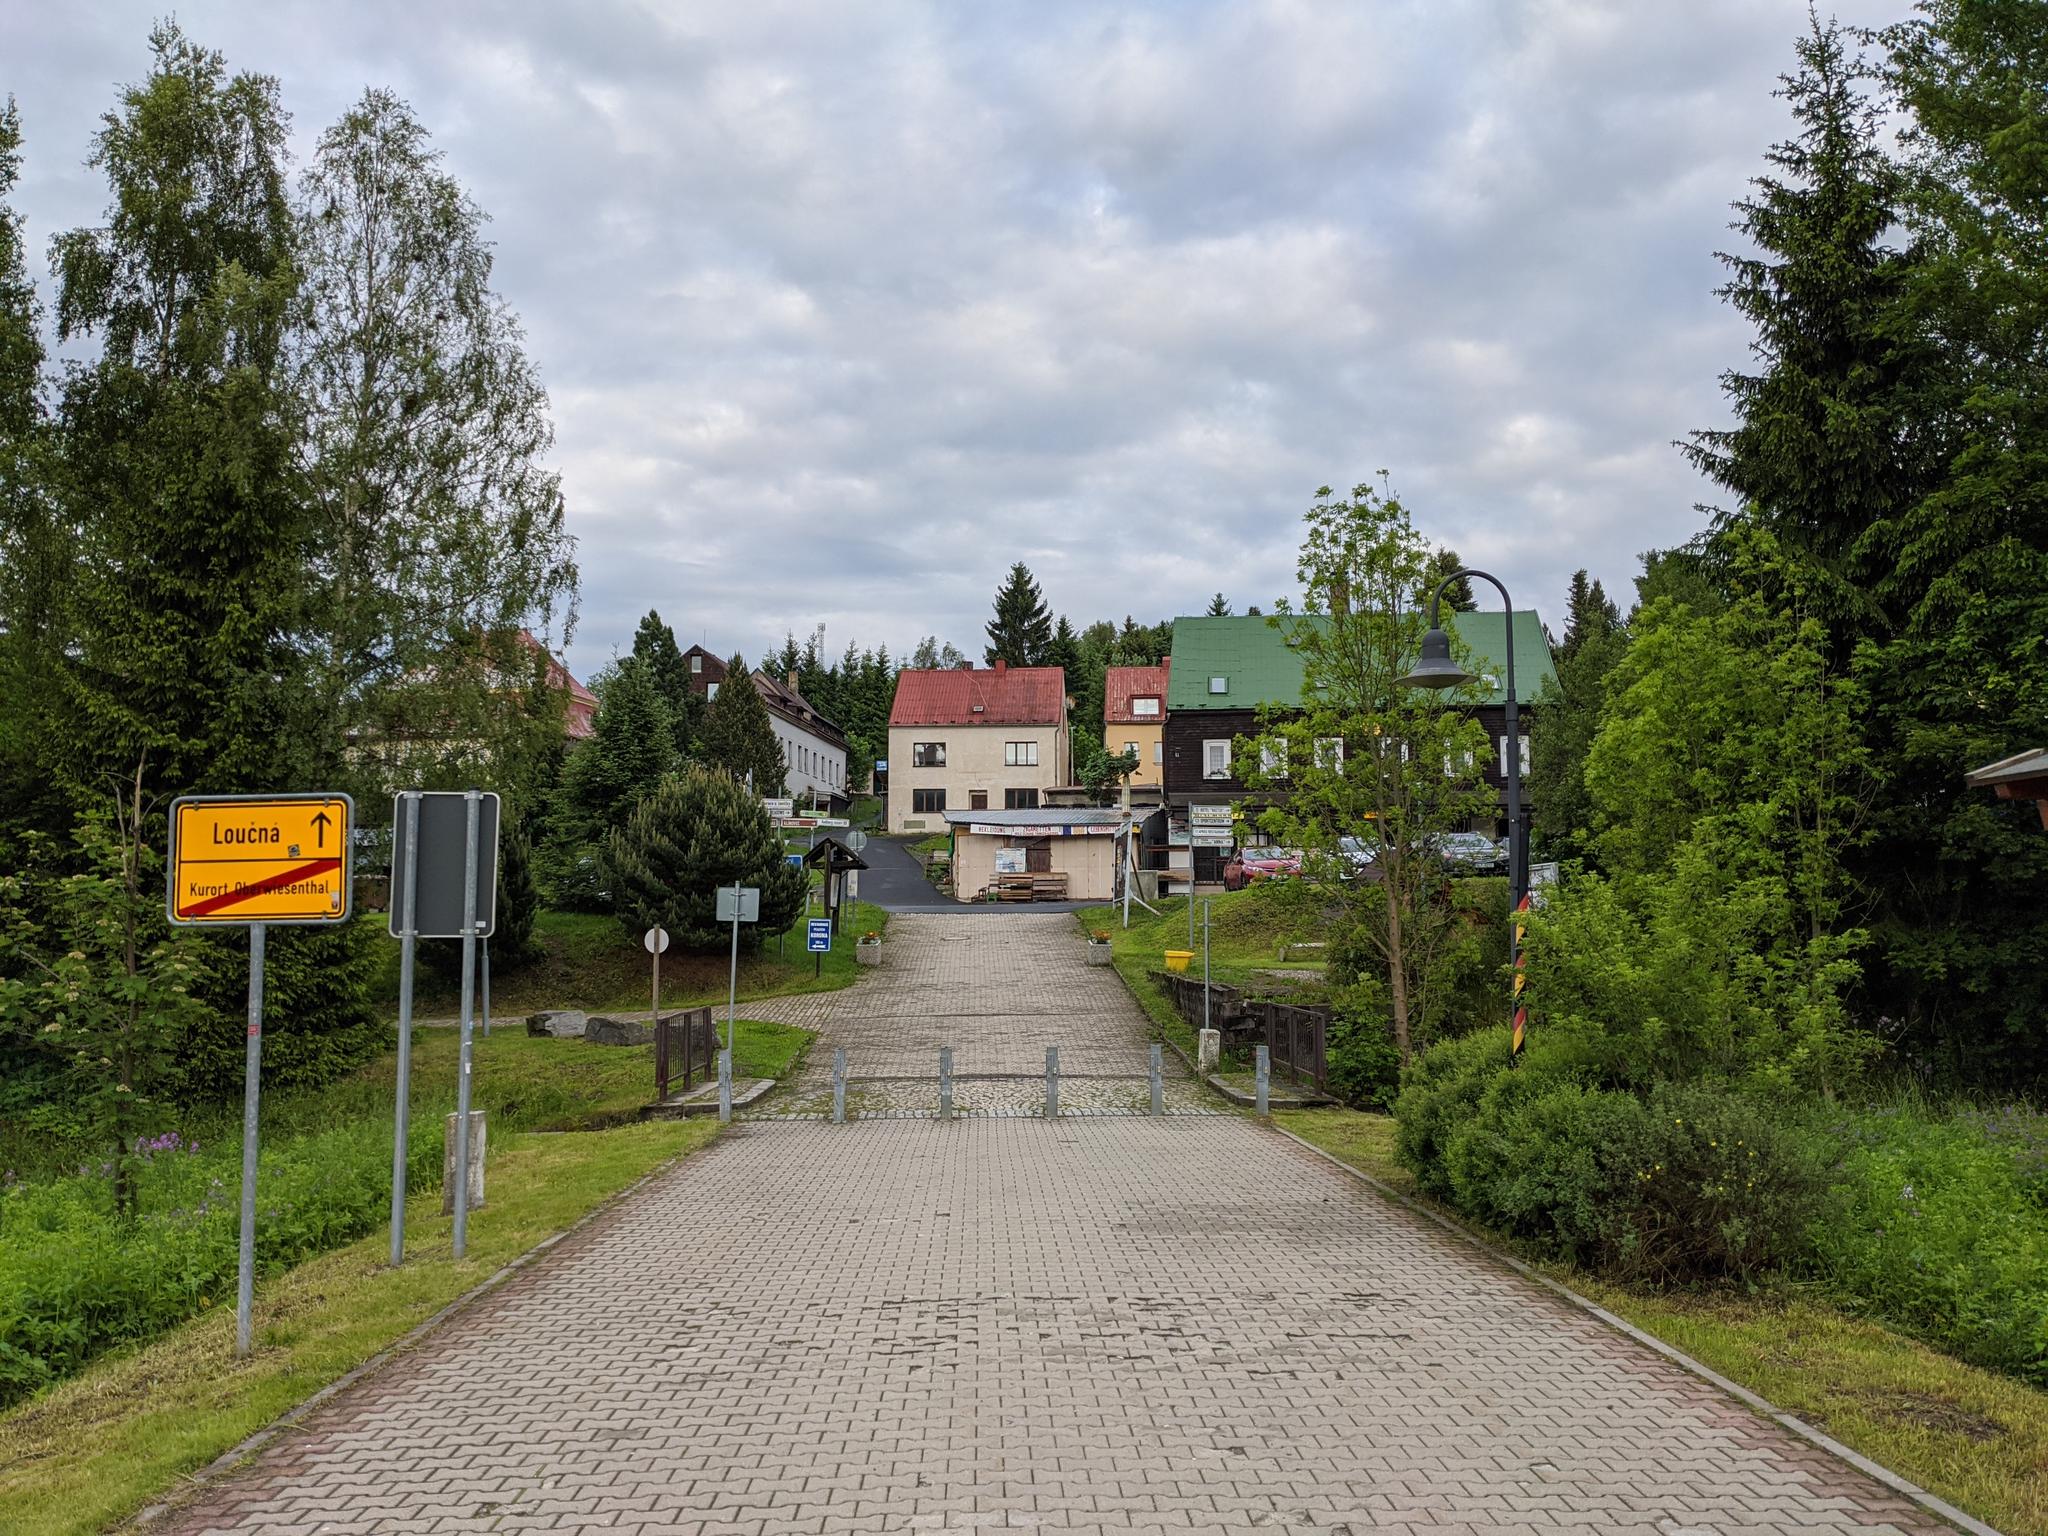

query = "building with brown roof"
[886,661,1069,834]
[756,669,850,808]
[1103,659,1169,787]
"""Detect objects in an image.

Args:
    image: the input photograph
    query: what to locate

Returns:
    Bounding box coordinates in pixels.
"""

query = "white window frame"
[1153,741,1164,764]
[1004,740,1039,768]
[1498,734,1531,775]
[1260,739,1289,779]
[1123,741,1140,759]
[1208,676,1228,695]
[690,654,702,674]
[1315,737,1344,771]
[1203,739,1232,779]
[913,741,947,768]
[706,682,719,700]
[1132,696,1160,718]
[1444,748,1475,778]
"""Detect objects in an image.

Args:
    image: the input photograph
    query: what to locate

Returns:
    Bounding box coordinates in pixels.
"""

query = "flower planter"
[1085,938,1114,967]
[855,936,883,967]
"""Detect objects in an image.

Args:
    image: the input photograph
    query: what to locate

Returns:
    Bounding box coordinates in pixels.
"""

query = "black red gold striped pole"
[1511,891,1531,1057]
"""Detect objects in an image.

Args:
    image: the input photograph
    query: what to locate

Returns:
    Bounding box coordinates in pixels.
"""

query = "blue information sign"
[806,918,832,953]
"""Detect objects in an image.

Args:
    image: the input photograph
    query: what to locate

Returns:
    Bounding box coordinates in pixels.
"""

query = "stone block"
[440,1110,486,1213]
[585,1014,654,1047]
[1197,1028,1221,1072]
[526,1009,587,1039]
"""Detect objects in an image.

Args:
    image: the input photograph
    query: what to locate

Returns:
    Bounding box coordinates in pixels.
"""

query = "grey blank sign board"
[389,791,501,938]
[716,886,760,924]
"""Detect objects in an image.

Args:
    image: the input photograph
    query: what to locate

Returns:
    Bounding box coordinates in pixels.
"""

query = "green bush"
[1441,1076,1840,1284]
[0,1117,441,1408]
[1391,1025,1515,1199]
[1814,1103,2048,1386]
[1323,977,1402,1110]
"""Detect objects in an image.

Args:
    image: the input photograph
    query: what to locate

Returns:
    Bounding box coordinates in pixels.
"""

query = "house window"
[1260,739,1288,779]
[690,655,702,674]
[970,789,989,811]
[912,741,946,768]
[706,682,719,700]
[1498,735,1531,774]
[1132,697,1160,718]
[912,788,946,814]
[1444,749,1475,777]
[1153,741,1163,764]
[1123,741,1140,759]
[1004,740,1039,767]
[1005,788,1040,809]
[1208,676,1228,695]
[1315,737,1344,770]
[1203,739,1232,779]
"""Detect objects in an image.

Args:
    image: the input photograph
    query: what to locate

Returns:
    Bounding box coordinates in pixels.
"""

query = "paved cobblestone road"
[166,1117,1949,1536]
[745,913,1214,1116]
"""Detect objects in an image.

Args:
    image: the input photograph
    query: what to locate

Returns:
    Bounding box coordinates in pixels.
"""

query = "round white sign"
[642,926,670,954]
[844,828,868,854]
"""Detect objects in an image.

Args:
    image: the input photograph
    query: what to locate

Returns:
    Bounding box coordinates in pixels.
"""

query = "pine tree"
[1682,15,1936,623]
[600,765,807,950]
[1418,549,1476,612]
[1205,592,1231,616]
[700,654,787,795]
[632,609,700,758]
[543,656,674,907]
[984,562,1054,665]
[1531,569,1630,862]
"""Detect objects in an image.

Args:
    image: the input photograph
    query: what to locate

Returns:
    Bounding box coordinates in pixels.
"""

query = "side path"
[161,1117,1956,1536]
[740,911,1214,1115]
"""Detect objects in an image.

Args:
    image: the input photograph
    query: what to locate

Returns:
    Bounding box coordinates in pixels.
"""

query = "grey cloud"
[2,0,1911,680]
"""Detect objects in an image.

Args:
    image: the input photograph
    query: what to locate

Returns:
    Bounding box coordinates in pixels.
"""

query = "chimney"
[787,670,798,691]
[994,659,1007,676]
[956,659,972,670]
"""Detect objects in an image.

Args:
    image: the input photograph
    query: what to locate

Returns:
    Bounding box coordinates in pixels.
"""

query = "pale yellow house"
[887,662,1070,834]
[1102,659,1169,788]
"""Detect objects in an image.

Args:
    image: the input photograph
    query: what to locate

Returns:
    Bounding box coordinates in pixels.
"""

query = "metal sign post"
[166,791,356,1357]
[384,789,501,1264]
[716,884,760,1123]
[452,790,481,1259]
[1202,899,1212,1037]
[480,939,491,1038]
[236,921,265,1356]
[390,791,421,1266]
[646,926,670,1099]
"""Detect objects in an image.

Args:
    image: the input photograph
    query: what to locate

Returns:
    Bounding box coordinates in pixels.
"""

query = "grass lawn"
[372,900,889,1019]
[1079,886,1330,1058]
[1281,1108,2048,1536]
[0,1117,722,1536]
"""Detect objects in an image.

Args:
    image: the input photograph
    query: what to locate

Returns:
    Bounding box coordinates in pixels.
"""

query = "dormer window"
[1131,696,1160,717]
[1208,676,1227,695]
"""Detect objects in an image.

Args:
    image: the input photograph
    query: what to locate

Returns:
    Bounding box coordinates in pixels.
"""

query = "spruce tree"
[700,654,787,795]
[1530,569,1629,863]
[1682,16,1935,623]
[600,765,807,950]
[984,562,1054,665]
[632,609,700,758]
[1417,550,1476,612]
[1205,593,1231,616]
[543,656,674,907]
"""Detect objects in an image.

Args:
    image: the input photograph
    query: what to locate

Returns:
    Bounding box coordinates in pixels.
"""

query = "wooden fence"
[1148,972,1330,1090]
[654,1007,719,1100]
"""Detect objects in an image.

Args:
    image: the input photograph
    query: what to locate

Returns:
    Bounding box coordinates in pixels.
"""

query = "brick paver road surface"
[166,1117,1951,1536]
[746,913,1211,1115]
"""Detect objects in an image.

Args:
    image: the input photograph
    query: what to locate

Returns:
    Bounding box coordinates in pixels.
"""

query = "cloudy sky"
[6,1,1905,682]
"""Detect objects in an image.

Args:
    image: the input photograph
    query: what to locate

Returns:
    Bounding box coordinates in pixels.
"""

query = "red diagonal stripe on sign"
[180,858,342,918]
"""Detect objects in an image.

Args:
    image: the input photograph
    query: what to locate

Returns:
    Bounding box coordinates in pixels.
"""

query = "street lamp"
[1401,570,1528,1053]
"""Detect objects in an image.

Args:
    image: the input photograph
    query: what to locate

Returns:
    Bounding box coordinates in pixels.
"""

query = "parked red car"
[1222,848,1303,890]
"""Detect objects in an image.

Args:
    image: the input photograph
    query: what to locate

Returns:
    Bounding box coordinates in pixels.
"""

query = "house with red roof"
[886,660,1070,834]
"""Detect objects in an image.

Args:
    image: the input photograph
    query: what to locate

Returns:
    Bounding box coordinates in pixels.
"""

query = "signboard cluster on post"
[168,793,357,1358]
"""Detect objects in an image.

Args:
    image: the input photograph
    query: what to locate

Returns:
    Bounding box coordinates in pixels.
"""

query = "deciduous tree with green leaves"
[1244,482,1495,1063]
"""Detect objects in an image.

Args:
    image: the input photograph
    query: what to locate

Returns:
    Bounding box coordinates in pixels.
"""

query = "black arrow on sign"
[311,810,332,848]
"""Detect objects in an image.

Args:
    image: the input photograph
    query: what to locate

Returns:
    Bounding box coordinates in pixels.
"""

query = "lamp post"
[1400,570,1528,1054]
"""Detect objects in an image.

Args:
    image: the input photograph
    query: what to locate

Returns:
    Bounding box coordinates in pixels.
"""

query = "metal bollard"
[1045,1045,1059,1119]
[1255,1044,1270,1118]
[717,1048,732,1123]
[1149,1043,1164,1117]
[832,1046,847,1124]
[939,1046,954,1121]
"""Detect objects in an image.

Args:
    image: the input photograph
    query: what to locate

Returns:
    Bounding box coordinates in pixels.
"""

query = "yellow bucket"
[1164,950,1194,973]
